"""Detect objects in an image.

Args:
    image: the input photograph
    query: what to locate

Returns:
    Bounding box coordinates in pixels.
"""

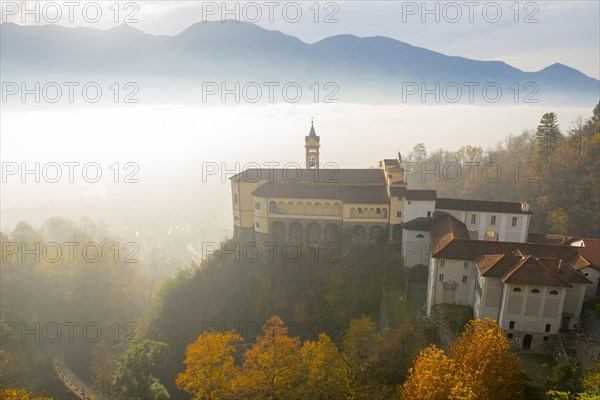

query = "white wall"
[580,267,600,300]
[427,257,477,314]
[403,199,435,222]
[402,229,431,267]
[498,284,566,334]
[436,208,530,243]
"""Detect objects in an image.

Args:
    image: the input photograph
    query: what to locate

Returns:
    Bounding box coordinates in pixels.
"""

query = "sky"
[1,1,598,233]
[2,0,599,78]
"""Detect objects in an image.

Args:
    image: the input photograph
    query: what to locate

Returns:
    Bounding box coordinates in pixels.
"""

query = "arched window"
[548,289,559,296]
[416,234,424,238]
[530,288,540,294]
[512,287,522,293]
[269,201,277,214]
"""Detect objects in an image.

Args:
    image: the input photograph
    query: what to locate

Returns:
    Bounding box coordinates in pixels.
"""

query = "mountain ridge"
[1,21,598,104]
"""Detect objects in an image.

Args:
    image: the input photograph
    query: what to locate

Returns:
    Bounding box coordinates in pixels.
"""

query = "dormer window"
[548,290,559,296]
[530,288,540,295]
[512,287,522,293]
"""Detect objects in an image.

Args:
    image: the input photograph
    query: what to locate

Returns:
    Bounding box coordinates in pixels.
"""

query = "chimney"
[521,201,530,212]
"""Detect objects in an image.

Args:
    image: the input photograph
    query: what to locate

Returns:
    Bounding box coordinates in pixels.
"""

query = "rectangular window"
[543,336,549,342]
[439,259,445,267]
[427,211,432,217]
[509,321,515,329]
[397,211,402,218]
[376,208,381,214]
[545,324,551,333]
[254,201,260,210]
[471,214,476,224]
[507,333,514,340]
[255,222,260,229]
[491,215,496,225]
[462,276,468,283]
[512,217,518,227]
[464,261,469,269]
[408,201,412,205]
[439,274,444,282]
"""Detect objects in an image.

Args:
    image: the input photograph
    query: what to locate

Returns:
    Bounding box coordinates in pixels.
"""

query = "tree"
[113,340,170,400]
[297,333,351,400]
[366,325,425,386]
[402,319,525,400]
[412,143,427,162]
[581,362,600,397]
[235,316,302,399]
[342,316,388,399]
[402,345,456,400]
[451,318,525,399]
[342,316,380,385]
[0,387,56,400]
[176,331,243,400]
[536,112,561,160]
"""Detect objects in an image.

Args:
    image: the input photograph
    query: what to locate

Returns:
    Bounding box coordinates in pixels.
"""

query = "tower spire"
[305,119,320,169]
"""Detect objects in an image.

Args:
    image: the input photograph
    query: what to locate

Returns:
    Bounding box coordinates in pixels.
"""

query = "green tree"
[536,112,561,160]
[113,340,170,400]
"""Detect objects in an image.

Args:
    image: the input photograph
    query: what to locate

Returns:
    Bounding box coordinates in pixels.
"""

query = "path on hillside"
[53,355,114,400]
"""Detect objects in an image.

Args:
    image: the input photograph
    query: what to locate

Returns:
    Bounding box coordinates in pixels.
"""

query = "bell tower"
[305,119,320,169]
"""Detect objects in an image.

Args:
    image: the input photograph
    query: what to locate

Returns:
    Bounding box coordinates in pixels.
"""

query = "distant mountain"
[1,21,598,105]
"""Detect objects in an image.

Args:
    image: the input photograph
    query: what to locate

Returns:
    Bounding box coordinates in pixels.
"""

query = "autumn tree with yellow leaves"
[177,316,353,400]
[235,316,303,399]
[298,333,351,400]
[176,331,243,400]
[402,318,525,400]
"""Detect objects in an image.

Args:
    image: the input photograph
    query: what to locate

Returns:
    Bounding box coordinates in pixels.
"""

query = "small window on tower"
[397,211,402,218]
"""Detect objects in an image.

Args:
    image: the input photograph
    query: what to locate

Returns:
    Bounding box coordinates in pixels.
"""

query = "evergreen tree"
[536,112,561,160]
